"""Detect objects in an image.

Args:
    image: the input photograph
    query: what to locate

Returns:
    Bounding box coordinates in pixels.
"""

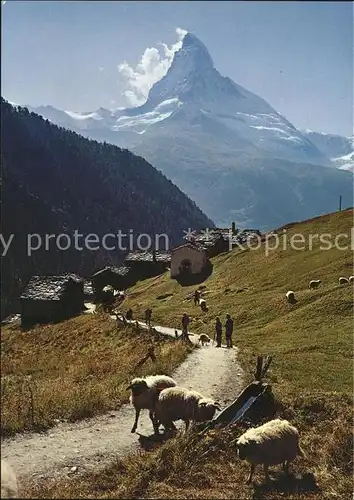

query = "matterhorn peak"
[145,32,215,107]
[177,32,214,71]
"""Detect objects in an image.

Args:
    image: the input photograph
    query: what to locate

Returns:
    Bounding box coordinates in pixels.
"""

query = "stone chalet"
[20,274,84,327]
[184,222,262,256]
[170,243,208,278]
[124,250,171,278]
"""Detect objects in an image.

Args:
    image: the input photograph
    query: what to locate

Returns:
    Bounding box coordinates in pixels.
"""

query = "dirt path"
[1,324,244,484]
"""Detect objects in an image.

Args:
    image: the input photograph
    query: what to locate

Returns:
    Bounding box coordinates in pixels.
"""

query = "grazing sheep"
[153,386,221,434]
[339,277,349,285]
[349,276,354,283]
[285,291,296,304]
[199,298,208,312]
[236,418,305,484]
[198,334,211,346]
[309,279,321,289]
[1,460,18,499]
[126,375,176,433]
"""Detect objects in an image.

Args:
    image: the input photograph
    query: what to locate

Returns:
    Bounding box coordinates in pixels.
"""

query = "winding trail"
[1,322,244,483]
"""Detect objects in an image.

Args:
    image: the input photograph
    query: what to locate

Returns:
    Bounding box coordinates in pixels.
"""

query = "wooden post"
[261,356,273,379]
[255,356,263,381]
[339,195,342,212]
[133,347,156,371]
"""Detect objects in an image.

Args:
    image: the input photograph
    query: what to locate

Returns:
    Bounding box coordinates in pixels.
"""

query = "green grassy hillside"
[1,314,191,436]
[121,208,353,398]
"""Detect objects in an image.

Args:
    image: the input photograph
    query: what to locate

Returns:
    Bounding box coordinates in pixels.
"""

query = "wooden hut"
[91,266,134,300]
[20,274,84,327]
[124,251,171,279]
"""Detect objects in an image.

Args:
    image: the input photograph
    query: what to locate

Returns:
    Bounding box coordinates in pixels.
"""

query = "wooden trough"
[201,355,275,433]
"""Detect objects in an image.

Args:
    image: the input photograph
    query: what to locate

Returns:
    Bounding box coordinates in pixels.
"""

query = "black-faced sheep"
[285,291,296,304]
[153,386,221,435]
[236,418,305,483]
[339,277,349,285]
[349,276,354,283]
[126,375,177,433]
[198,334,211,346]
[1,460,18,499]
[309,279,321,289]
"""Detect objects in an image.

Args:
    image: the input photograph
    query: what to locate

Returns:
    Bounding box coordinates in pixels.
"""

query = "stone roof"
[185,228,262,248]
[124,251,171,263]
[171,242,207,253]
[192,232,227,249]
[92,266,131,278]
[20,274,83,301]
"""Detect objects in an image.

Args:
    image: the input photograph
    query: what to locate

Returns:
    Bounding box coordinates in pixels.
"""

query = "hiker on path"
[181,313,191,342]
[225,314,233,348]
[126,308,133,321]
[194,289,201,306]
[145,307,152,326]
[215,317,222,347]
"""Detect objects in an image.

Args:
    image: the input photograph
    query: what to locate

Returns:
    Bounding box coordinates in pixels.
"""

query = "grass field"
[1,314,192,436]
[7,209,354,499]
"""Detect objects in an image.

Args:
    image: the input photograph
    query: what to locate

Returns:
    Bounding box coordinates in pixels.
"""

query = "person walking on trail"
[181,313,191,342]
[194,289,201,306]
[145,308,152,326]
[215,317,222,347]
[126,308,133,321]
[225,314,233,348]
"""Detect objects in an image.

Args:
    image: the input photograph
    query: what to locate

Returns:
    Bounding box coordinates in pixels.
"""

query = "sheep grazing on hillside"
[339,277,349,285]
[236,418,305,484]
[126,375,177,433]
[199,298,208,312]
[153,386,221,435]
[285,290,296,304]
[1,460,18,499]
[309,279,321,290]
[349,276,354,283]
[198,334,211,346]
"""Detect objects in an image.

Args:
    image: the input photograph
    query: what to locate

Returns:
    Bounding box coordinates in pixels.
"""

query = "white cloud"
[118,27,187,107]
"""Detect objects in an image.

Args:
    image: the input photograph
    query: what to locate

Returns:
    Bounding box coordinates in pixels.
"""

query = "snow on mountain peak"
[145,32,216,107]
[26,33,337,168]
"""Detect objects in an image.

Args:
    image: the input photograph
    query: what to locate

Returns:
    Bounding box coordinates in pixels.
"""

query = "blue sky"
[1,1,352,135]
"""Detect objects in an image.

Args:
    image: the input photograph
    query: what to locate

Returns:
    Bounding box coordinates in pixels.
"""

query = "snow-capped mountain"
[26,32,353,229]
[332,151,354,173]
[301,130,354,172]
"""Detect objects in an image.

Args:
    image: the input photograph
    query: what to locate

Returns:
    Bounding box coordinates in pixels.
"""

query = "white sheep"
[199,298,208,312]
[285,290,296,303]
[126,374,176,433]
[349,276,354,283]
[309,279,321,289]
[153,386,221,434]
[198,334,211,346]
[1,460,18,499]
[339,277,349,285]
[236,418,305,484]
